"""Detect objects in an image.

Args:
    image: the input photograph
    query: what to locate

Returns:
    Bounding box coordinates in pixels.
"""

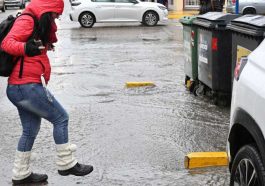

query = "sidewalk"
[168,10,199,19]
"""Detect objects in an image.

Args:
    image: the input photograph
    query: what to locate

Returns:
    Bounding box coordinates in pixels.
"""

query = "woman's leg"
[36,88,93,176]
[7,83,93,177]
[7,84,48,184]
[17,107,41,152]
[7,83,69,144]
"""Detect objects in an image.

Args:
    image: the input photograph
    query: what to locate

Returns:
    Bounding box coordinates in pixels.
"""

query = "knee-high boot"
[56,143,93,176]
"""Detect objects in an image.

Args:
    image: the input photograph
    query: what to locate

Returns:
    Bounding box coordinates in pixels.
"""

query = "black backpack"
[0,13,38,78]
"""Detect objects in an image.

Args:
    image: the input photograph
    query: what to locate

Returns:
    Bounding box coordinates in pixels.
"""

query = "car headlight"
[158,5,167,10]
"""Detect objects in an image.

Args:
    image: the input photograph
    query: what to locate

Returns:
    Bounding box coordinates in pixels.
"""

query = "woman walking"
[1,0,93,185]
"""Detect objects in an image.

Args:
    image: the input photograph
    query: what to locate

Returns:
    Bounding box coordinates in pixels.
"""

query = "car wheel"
[79,12,95,28]
[143,11,158,26]
[230,145,265,186]
[243,8,256,15]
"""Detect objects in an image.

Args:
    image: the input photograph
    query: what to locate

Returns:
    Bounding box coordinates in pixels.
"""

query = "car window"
[115,0,132,3]
[92,0,114,2]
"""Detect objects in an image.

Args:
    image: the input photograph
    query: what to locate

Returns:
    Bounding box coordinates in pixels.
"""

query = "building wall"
[171,0,199,11]
[162,0,200,11]
[176,0,183,11]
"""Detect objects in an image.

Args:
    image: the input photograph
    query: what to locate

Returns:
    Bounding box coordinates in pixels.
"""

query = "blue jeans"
[6,83,69,152]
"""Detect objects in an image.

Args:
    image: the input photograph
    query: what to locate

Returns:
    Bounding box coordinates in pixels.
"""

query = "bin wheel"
[189,81,196,93]
[185,76,190,86]
[212,93,229,106]
[212,92,218,105]
[194,84,204,96]
[193,84,199,96]
[218,99,228,107]
[218,94,231,107]
[193,84,203,96]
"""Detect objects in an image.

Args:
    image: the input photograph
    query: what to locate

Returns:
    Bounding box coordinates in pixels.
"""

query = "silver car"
[4,0,25,9]
[226,0,265,14]
[0,0,5,12]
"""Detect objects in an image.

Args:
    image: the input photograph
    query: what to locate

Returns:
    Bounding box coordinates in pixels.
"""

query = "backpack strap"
[18,57,24,78]
[16,13,39,78]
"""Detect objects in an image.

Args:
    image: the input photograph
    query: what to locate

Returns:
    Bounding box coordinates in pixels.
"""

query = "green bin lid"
[179,16,197,25]
[193,12,240,29]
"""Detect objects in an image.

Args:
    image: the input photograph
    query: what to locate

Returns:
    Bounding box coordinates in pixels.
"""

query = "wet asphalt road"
[0,2,230,186]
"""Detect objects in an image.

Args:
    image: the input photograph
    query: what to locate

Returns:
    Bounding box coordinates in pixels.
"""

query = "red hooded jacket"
[1,0,64,85]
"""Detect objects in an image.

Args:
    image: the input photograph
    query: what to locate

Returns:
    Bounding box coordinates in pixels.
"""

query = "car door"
[114,0,140,21]
[252,0,265,14]
[92,0,115,22]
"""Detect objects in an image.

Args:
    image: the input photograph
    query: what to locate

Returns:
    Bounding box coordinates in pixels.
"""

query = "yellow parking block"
[168,11,199,19]
[184,152,228,169]
[186,80,191,88]
[126,82,155,88]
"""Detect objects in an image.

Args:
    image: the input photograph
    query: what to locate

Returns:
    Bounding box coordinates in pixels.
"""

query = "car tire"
[142,11,159,26]
[1,4,5,12]
[79,12,95,28]
[243,8,256,15]
[230,145,265,186]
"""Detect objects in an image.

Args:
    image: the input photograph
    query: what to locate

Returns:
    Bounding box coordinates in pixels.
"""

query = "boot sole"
[12,181,48,186]
[58,167,93,176]
[12,179,48,185]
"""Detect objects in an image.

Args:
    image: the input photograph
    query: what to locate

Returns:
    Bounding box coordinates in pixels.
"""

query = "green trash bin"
[180,16,198,93]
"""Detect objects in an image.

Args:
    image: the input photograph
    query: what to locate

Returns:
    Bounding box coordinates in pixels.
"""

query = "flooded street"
[0,2,230,185]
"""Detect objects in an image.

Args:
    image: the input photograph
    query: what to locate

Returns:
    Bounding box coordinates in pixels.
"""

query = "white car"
[69,0,168,28]
[227,39,265,185]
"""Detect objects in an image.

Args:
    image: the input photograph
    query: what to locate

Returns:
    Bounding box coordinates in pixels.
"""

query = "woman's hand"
[25,39,42,57]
